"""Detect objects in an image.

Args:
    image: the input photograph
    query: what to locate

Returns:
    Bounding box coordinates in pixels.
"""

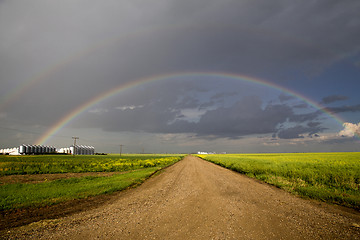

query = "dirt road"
[4,155,360,239]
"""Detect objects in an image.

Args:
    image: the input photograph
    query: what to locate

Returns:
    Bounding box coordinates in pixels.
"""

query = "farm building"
[197,151,216,154]
[0,145,95,155]
[58,145,95,155]
[0,147,20,155]
[0,145,56,155]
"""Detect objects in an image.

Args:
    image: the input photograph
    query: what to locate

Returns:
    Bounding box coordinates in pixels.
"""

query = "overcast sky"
[1,0,359,153]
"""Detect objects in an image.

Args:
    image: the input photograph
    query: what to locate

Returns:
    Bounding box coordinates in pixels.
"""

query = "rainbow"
[35,72,346,145]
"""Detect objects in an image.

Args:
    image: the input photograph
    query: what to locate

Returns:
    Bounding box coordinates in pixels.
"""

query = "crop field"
[198,152,360,209]
[0,154,184,175]
[0,154,184,210]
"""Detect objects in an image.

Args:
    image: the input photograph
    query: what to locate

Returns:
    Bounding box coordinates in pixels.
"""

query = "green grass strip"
[0,167,159,210]
[198,153,360,210]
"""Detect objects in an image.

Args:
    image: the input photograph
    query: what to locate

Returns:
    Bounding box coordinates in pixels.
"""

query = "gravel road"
[3,155,360,239]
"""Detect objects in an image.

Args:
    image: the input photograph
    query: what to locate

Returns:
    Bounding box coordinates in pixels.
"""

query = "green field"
[198,152,360,209]
[0,154,184,175]
[0,154,184,210]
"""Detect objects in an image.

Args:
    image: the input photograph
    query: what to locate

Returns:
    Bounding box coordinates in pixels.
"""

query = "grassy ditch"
[197,152,360,210]
[0,154,184,210]
[0,168,157,210]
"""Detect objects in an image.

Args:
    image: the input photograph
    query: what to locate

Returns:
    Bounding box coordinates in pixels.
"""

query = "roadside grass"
[197,152,360,210]
[0,154,184,210]
[0,167,158,210]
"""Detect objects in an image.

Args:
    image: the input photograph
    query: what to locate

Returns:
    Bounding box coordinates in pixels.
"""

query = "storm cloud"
[321,95,349,104]
[325,104,360,113]
[1,0,359,152]
[77,88,327,140]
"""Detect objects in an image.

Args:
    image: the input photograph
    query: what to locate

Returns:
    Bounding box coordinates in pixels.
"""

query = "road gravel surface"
[3,155,360,239]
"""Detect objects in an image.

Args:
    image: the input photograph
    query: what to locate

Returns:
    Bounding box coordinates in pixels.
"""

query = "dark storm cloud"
[210,92,238,101]
[278,94,296,102]
[322,136,360,145]
[276,125,327,139]
[199,101,216,110]
[81,93,326,140]
[288,110,323,123]
[293,103,309,109]
[325,104,360,113]
[194,96,293,139]
[321,95,349,104]
[2,1,360,105]
[1,0,360,148]
[307,121,322,128]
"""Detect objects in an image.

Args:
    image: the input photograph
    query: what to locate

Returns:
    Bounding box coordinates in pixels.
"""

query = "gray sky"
[1,0,359,153]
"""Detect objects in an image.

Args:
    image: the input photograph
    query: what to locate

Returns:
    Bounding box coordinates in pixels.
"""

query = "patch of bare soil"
[1,156,360,239]
[0,192,118,230]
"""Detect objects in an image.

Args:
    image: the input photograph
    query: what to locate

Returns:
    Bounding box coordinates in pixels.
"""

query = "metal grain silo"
[78,145,82,155]
[86,146,90,155]
[70,146,74,155]
[29,145,34,154]
[19,145,25,154]
[25,145,29,154]
[91,146,95,155]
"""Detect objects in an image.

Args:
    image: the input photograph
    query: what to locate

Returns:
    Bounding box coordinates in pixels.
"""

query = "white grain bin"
[24,145,29,154]
[19,145,25,154]
[28,145,33,154]
[83,146,87,155]
[81,145,85,155]
[84,146,88,155]
[9,147,20,155]
[78,145,83,155]
[34,145,39,154]
[91,146,95,155]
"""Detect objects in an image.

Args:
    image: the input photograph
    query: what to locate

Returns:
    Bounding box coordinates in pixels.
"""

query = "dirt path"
[3,155,360,239]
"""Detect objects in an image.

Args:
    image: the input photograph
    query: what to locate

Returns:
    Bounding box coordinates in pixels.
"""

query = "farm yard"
[1,153,360,239]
